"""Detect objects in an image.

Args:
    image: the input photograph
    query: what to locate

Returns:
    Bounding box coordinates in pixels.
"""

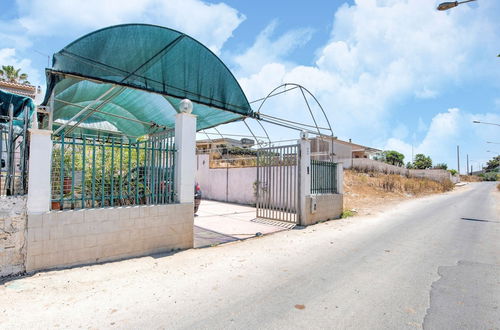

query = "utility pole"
[466,154,469,175]
[457,145,460,175]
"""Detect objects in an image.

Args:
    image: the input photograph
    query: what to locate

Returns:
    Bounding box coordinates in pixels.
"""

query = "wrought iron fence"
[51,131,176,210]
[311,159,337,194]
[0,109,29,196]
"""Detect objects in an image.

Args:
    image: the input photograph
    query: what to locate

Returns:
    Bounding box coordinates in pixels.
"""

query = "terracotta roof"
[0,81,37,99]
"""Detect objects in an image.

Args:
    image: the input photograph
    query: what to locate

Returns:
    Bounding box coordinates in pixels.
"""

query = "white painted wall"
[27,129,52,214]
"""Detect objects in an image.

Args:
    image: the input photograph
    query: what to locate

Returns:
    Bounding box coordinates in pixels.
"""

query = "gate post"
[26,129,53,214]
[298,132,311,226]
[336,162,344,194]
[174,100,197,204]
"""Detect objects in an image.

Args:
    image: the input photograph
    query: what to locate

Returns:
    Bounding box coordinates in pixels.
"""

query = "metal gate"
[0,106,29,196]
[256,144,299,224]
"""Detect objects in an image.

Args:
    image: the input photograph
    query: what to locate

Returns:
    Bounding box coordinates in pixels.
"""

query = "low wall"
[337,158,408,175]
[338,158,454,182]
[26,203,193,272]
[0,196,27,277]
[303,194,343,226]
[408,169,452,182]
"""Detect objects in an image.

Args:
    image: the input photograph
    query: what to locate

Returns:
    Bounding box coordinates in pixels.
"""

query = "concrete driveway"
[194,200,293,248]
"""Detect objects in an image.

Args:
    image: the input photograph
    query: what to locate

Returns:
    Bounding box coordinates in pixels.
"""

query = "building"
[310,136,381,161]
[0,80,40,100]
[196,137,255,154]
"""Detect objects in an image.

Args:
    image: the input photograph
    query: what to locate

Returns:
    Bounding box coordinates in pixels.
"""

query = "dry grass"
[344,170,454,216]
[460,175,482,182]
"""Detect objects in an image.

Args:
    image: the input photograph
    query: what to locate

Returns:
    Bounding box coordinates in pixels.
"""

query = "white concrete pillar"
[27,129,53,214]
[336,162,344,194]
[174,112,197,204]
[298,133,311,225]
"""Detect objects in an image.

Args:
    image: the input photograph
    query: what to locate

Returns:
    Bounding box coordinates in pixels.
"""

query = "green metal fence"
[51,131,176,210]
[311,159,337,194]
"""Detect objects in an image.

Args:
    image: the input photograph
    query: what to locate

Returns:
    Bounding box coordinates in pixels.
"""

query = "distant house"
[0,80,40,100]
[310,136,381,161]
[196,137,255,154]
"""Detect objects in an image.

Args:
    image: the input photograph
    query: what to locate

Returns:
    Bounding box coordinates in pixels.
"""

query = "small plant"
[341,209,356,218]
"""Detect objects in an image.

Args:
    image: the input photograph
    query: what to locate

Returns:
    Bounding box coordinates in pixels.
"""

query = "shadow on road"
[460,217,498,223]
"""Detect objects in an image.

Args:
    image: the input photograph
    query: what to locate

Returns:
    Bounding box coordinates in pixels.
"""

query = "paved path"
[194,200,292,248]
[0,182,498,329]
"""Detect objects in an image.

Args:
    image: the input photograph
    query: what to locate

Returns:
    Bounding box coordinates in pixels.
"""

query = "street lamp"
[437,0,477,11]
[487,141,500,144]
[472,120,500,127]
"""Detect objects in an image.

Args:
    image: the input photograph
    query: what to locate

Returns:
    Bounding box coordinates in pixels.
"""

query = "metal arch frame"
[251,83,336,160]
[254,83,333,137]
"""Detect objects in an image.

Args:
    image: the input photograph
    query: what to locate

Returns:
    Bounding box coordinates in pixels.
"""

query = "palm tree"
[0,65,30,84]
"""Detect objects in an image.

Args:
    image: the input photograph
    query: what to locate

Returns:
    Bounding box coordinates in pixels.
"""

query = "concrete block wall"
[302,194,343,226]
[0,196,27,277]
[26,203,193,272]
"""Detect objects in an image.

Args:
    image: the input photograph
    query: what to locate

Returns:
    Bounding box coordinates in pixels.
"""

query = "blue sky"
[0,0,499,172]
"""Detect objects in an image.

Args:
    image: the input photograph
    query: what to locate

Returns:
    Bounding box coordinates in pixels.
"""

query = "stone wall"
[0,196,27,277]
[26,203,193,272]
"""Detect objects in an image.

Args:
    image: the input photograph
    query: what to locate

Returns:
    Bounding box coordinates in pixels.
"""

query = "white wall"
[26,203,193,272]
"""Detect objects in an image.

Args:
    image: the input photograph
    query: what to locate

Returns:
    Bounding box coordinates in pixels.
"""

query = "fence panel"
[0,109,29,196]
[51,131,176,210]
[311,159,337,194]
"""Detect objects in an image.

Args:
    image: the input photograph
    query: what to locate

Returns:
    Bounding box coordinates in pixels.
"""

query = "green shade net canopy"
[42,23,252,139]
[0,89,35,125]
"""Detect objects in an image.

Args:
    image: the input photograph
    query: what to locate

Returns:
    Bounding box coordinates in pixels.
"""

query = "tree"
[434,163,448,170]
[484,155,499,171]
[413,153,432,169]
[0,65,30,84]
[382,150,405,167]
[406,162,414,169]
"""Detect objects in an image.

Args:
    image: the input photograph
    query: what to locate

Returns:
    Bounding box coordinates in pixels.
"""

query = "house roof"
[313,136,381,153]
[0,81,37,99]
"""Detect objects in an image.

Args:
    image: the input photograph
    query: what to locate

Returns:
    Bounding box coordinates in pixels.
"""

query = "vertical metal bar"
[91,137,96,208]
[256,150,260,217]
[101,142,105,206]
[20,106,29,194]
[151,137,156,204]
[81,137,86,209]
[6,104,14,195]
[135,141,139,205]
[0,128,4,195]
[60,134,65,208]
[71,135,75,207]
[119,138,123,205]
[144,139,148,204]
[110,137,115,206]
[128,142,132,201]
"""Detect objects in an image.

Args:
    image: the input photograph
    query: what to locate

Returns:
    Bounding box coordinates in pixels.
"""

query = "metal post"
[298,132,311,226]
[466,154,469,176]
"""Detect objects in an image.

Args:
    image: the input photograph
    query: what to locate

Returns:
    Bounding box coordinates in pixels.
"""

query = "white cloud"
[0,48,41,86]
[385,108,500,171]
[4,0,245,54]
[235,0,500,148]
[233,21,313,76]
[0,48,44,103]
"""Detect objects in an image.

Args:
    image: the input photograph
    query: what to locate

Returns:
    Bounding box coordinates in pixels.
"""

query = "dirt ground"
[343,170,461,216]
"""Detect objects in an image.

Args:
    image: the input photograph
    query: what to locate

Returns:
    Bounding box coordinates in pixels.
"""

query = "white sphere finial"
[179,99,193,114]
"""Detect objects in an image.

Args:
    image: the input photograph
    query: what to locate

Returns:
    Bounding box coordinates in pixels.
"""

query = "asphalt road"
[1,182,499,329]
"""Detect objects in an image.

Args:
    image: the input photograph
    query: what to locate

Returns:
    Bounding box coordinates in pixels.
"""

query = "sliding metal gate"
[256,144,299,224]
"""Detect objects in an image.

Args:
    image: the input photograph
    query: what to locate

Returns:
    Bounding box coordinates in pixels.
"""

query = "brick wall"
[0,196,27,277]
[25,203,193,272]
